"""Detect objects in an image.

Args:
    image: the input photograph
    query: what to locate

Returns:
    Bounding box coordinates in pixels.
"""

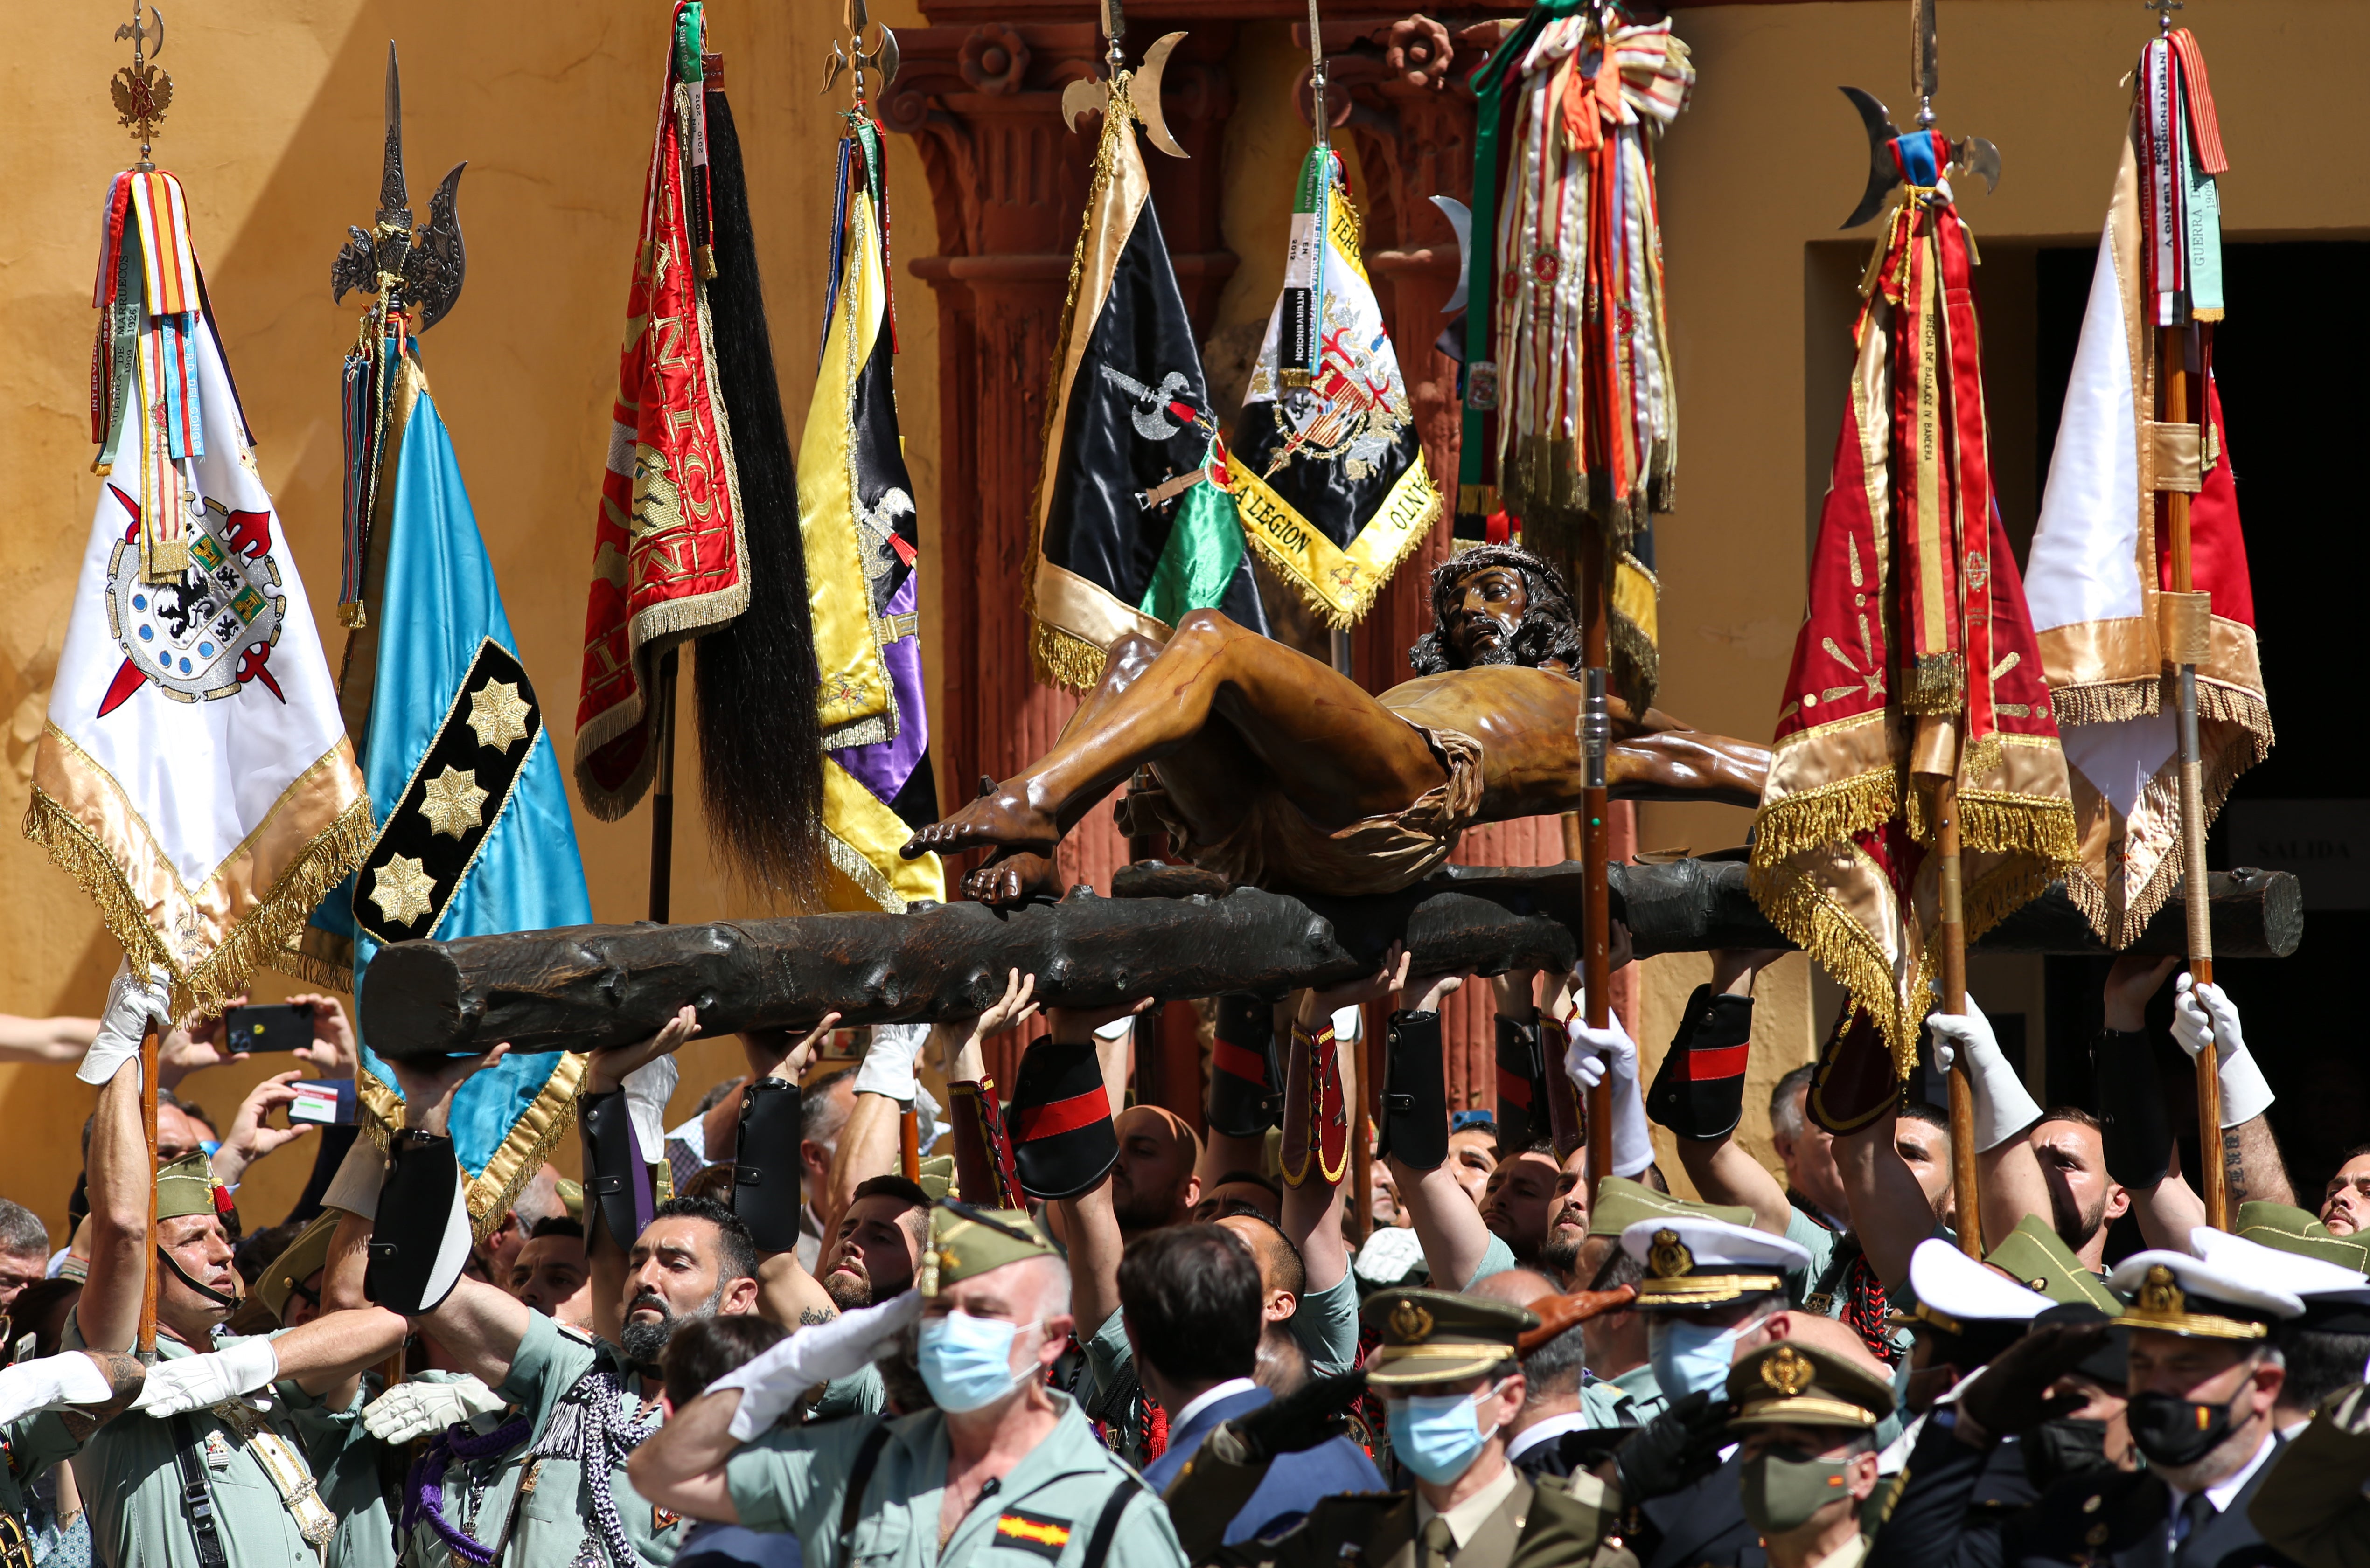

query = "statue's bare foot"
[900,784,1060,861]
[962,850,1062,908]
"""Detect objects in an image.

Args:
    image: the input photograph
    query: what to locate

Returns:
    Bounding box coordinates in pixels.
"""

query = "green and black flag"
[1026,79,1266,690]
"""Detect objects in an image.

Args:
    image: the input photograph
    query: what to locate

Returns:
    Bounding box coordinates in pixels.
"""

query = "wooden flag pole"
[137,1018,161,1358]
[1577,530,1614,1200]
[1351,1006,1374,1246]
[899,1100,921,1182]
[1932,769,1981,1256]
[648,647,679,924]
[2161,322,2226,1227]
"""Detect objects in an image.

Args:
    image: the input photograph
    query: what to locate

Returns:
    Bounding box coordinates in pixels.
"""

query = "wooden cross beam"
[358,859,2301,1061]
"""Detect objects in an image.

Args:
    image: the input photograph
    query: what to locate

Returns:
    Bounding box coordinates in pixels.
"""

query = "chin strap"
[155,1247,240,1311]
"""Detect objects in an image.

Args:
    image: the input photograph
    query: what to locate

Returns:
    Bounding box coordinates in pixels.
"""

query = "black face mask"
[2022,1416,2112,1490]
[2127,1390,2235,1469]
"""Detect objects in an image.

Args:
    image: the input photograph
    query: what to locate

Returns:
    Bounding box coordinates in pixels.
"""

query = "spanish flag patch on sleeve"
[993,1508,1073,1561]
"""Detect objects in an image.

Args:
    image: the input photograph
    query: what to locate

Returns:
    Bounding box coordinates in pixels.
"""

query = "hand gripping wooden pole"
[1577,532,1614,1200]
[1933,770,1982,1257]
[2161,323,2226,1228]
[137,1018,160,1359]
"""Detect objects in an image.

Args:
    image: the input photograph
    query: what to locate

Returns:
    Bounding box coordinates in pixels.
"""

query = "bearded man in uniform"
[906,547,1768,904]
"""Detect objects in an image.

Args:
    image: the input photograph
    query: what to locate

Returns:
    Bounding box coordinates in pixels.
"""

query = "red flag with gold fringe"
[1751,131,2077,1106]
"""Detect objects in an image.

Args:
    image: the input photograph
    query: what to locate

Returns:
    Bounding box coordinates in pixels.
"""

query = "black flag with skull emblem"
[1025,99,1266,689]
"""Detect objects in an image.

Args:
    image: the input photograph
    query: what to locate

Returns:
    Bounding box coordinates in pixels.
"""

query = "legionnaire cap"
[1622,1215,1808,1309]
[256,1210,339,1324]
[921,1201,1059,1297]
[1889,1237,2050,1365]
[2191,1226,2370,1333]
[1007,1040,1118,1201]
[916,1154,956,1202]
[2108,1249,2303,1339]
[2229,1201,2370,1275]
[1589,1177,1753,1238]
[156,1149,230,1222]
[1362,1287,1537,1390]
[1983,1213,2124,1314]
[1727,1341,1895,1429]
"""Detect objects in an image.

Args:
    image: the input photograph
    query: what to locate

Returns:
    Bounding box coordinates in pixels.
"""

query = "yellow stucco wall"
[3,0,2360,1240]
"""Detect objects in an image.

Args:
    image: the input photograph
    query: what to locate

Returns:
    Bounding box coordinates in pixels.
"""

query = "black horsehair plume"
[694,88,826,910]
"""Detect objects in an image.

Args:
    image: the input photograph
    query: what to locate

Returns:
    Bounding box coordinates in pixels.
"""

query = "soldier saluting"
[631,1203,1187,1568]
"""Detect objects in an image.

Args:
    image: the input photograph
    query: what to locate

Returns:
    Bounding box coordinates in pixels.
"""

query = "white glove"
[130,1337,279,1417]
[2172,973,2274,1128]
[1564,1014,1654,1178]
[80,958,172,1089]
[1928,998,2043,1152]
[713,1289,923,1440]
[854,1023,928,1105]
[623,1056,681,1166]
[361,1375,506,1443]
[0,1352,115,1427]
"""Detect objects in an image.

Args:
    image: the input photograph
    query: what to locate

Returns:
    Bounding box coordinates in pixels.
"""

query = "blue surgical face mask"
[917,1310,1026,1413]
[1648,1316,1744,1399]
[1386,1382,1505,1485]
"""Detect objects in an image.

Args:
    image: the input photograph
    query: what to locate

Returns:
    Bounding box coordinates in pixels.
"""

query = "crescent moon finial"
[1130,32,1189,159]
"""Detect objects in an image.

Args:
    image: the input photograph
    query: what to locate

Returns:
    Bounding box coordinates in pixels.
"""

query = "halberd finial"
[110,5,171,170]
[330,42,468,332]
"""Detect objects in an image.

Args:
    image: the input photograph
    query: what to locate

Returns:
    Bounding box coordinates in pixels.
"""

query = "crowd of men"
[6,941,2370,1568]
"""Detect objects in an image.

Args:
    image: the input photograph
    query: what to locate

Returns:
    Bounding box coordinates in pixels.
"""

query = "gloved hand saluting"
[1953,1320,2107,1442]
[1927,997,2044,1152]
[2171,974,2274,1128]
[710,1289,924,1441]
[130,1338,280,1418]
[1614,1388,1735,1502]
[362,1375,508,1443]
[0,1352,125,1427]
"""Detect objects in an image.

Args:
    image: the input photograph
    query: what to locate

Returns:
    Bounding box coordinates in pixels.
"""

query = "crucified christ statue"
[906,545,1771,906]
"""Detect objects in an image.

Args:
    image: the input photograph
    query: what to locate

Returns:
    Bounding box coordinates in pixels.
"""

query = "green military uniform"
[2231,1200,2370,1273]
[67,1153,363,1568]
[2251,1382,2370,1568]
[1168,1288,1618,1568]
[407,1313,684,1568]
[0,1409,91,1568]
[1980,1215,2123,1312]
[728,1205,1184,1568]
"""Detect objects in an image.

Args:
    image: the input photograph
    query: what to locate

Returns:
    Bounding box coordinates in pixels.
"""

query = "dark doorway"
[2036,241,2370,1227]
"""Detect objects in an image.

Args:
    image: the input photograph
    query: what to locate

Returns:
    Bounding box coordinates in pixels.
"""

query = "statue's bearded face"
[1444,565,1530,667]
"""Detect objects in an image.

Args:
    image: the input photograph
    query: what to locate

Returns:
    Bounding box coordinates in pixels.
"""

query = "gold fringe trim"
[2051,678,2158,729]
[1232,468,1440,633]
[268,937,353,993]
[1749,772,1901,867]
[1031,616,1114,693]
[1749,858,1924,1070]
[23,785,375,1019]
[358,1052,589,1244]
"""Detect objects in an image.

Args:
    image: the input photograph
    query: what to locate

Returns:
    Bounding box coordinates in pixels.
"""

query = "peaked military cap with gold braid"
[921,1201,1059,1297]
[2106,1249,2301,1340]
[1621,1215,1808,1310]
[1362,1287,1535,1390]
[1726,1341,1895,1429]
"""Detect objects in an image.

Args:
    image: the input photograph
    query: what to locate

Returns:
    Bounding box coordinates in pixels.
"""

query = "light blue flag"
[305,347,591,1222]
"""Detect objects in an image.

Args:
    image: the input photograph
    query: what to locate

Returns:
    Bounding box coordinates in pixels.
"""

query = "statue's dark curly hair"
[1406,544,1584,675]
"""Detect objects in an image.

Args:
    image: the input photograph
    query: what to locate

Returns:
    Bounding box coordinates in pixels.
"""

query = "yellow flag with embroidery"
[797,113,944,911]
[1227,147,1439,628]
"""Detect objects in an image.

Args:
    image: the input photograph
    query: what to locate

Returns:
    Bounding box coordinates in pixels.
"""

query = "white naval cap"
[1899,1236,2055,1331]
[2190,1228,2370,1330]
[1623,1214,1810,1308]
[2109,1247,2305,1340]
